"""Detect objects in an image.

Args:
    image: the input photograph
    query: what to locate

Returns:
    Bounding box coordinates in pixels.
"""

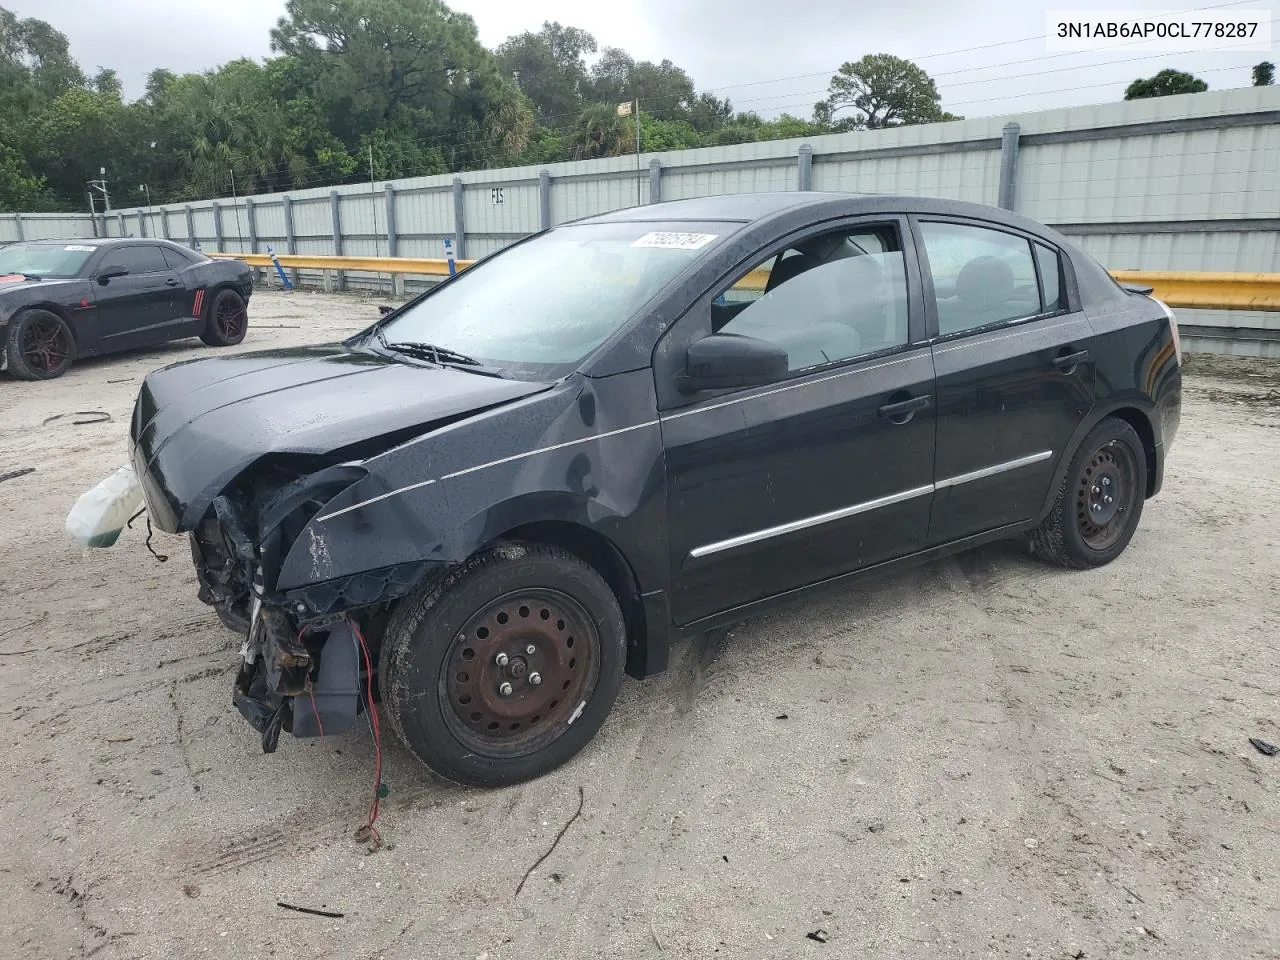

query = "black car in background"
[0,238,253,379]
[128,193,1182,788]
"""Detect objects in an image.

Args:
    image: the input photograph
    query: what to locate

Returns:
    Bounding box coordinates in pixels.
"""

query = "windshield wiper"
[384,341,481,365]
[21,273,42,281]
[381,340,507,378]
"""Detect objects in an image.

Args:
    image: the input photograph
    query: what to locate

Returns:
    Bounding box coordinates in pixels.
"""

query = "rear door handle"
[878,394,931,424]
[1053,349,1090,371]
[165,278,181,286]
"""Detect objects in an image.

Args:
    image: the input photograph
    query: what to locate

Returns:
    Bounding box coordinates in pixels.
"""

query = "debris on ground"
[515,786,585,898]
[0,467,35,484]
[1248,737,1279,756]
[806,929,830,943]
[42,411,112,426]
[277,901,345,918]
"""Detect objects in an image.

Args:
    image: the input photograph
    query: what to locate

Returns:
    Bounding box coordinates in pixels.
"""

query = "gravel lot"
[1,290,1278,960]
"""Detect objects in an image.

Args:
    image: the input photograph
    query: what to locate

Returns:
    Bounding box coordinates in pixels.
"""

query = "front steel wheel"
[442,589,600,756]
[380,543,625,787]
[1031,417,1149,569]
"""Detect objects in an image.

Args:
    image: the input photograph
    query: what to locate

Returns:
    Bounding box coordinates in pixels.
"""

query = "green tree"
[271,0,533,165]
[1124,69,1207,100]
[1253,62,1275,86]
[819,54,952,129]
[567,101,629,159]
[0,138,53,210]
[496,21,595,127]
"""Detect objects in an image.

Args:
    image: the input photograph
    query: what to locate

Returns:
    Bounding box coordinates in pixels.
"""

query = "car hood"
[131,344,552,533]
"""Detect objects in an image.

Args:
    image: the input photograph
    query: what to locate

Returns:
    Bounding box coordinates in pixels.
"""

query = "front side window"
[377,221,733,381]
[0,243,95,279]
[712,225,909,372]
[920,221,1042,336]
[98,245,169,275]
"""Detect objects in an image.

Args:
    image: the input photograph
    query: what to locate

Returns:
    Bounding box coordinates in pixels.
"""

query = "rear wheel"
[1030,417,1147,568]
[379,543,626,787]
[4,308,76,380]
[200,288,248,346]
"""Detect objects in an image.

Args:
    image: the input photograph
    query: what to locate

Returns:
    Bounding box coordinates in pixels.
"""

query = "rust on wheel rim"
[19,316,71,374]
[215,295,246,340]
[1075,440,1138,551]
[441,589,599,756]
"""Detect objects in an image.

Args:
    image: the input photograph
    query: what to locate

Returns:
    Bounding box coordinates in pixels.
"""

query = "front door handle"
[878,394,931,424]
[1053,349,1090,372]
[165,278,181,286]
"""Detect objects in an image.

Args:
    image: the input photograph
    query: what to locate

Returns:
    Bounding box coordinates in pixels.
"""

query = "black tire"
[379,542,626,788]
[4,308,76,380]
[200,288,248,346]
[1030,417,1148,569]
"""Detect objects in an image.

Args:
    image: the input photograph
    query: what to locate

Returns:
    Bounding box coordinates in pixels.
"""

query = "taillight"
[1154,297,1181,365]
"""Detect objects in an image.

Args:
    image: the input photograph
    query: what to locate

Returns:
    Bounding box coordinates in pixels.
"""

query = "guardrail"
[211,253,1280,312]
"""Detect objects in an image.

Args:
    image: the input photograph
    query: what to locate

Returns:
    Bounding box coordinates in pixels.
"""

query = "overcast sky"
[6,0,1274,118]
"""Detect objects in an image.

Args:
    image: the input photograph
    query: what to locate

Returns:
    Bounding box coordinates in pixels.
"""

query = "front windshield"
[375,221,733,380]
[0,243,95,279]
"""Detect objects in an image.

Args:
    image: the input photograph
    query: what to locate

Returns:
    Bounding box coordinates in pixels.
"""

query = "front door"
[914,217,1095,544]
[658,217,937,626]
[91,244,184,350]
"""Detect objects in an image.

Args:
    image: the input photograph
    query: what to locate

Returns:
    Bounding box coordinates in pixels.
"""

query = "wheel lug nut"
[1092,503,1102,512]
[1104,495,1113,504]
[1092,485,1100,494]
[529,672,542,686]
[526,644,537,655]
[1102,477,1111,486]
[498,682,513,697]
[495,652,509,667]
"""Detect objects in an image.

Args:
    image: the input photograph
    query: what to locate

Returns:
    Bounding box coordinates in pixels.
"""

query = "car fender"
[274,370,669,599]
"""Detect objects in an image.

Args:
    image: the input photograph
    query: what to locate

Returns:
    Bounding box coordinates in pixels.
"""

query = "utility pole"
[369,143,381,257]
[229,168,246,251]
[635,99,642,206]
[88,167,110,212]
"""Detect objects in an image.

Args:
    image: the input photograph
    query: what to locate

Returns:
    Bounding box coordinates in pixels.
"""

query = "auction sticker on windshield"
[64,245,95,251]
[630,232,718,250]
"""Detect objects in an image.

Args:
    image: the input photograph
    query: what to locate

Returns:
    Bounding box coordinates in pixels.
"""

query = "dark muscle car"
[0,238,252,379]
[126,193,1182,787]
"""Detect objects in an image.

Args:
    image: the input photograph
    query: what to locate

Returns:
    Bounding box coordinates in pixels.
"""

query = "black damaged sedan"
[129,193,1181,787]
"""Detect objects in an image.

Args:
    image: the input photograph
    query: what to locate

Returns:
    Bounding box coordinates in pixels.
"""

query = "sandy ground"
[1,291,1278,960]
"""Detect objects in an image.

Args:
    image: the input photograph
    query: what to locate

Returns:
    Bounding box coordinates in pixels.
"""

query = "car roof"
[576,192,1048,234]
[18,237,184,248]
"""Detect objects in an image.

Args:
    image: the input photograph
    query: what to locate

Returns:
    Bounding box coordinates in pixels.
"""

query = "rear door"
[658,216,937,625]
[92,244,184,350]
[915,217,1095,544]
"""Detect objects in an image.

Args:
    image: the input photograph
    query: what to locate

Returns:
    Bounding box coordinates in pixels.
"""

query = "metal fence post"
[385,184,402,295]
[12,212,23,241]
[798,144,813,192]
[998,122,1021,211]
[137,211,147,237]
[538,170,552,229]
[282,196,298,287]
[184,205,196,249]
[211,202,223,250]
[116,212,125,237]
[330,189,345,291]
[159,208,171,240]
[452,176,467,260]
[245,197,259,253]
[648,159,662,204]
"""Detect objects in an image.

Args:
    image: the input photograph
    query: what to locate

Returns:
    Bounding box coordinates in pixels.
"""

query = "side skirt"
[670,520,1036,643]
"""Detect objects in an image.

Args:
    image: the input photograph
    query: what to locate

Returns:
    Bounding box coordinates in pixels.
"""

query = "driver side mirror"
[96,266,129,285]
[678,333,789,393]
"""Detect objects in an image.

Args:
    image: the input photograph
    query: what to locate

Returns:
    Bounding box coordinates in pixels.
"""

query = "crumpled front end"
[181,463,434,752]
